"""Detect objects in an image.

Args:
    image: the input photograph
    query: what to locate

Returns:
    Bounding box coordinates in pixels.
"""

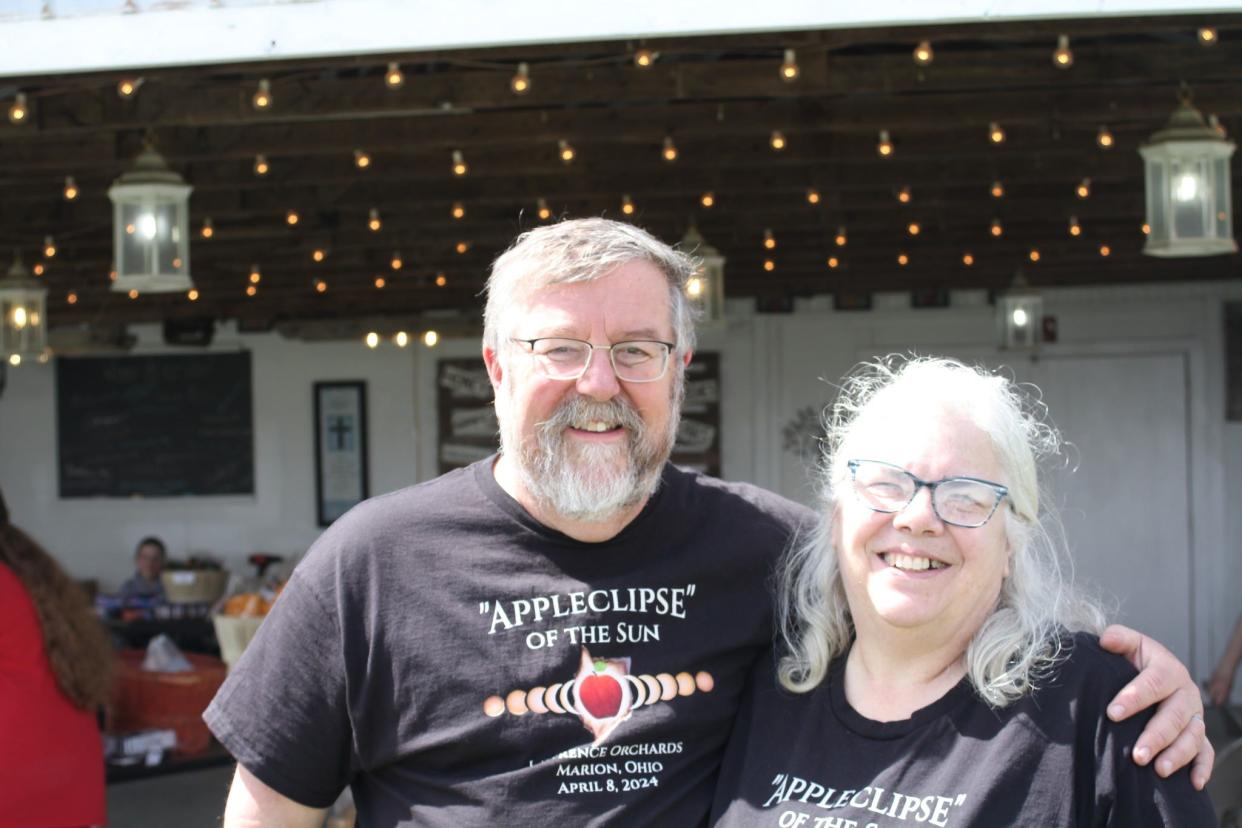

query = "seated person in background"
[712,356,1215,826]
[119,535,166,601]
[1208,613,1242,708]
[0,488,114,827]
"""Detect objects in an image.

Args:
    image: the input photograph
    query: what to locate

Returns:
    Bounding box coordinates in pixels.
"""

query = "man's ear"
[483,344,504,391]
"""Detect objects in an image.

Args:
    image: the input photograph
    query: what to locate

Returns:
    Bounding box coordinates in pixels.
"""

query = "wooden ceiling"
[1,13,1239,337]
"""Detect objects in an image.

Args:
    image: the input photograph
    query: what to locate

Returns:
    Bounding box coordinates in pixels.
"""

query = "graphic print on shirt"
[760,772,970,827]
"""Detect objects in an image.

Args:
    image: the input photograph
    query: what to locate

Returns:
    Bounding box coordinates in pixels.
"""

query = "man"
[118,536,166,601]
[207,219,1212,826]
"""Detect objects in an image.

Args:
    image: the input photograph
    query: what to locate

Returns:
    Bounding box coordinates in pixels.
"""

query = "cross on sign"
[328,416,354,450]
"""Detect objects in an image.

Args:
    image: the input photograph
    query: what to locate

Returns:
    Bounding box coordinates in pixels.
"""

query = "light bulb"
[128,289,140,300]
[661,135,678,162]
[201,218,214,239]
[1096,125,1114,149]
[780,49,799,82]
[621,194,635,215]
[32,263,44,276]
[763,259,775,272]
[452,202,465,220]
[43,235,56,258]
[701,192,716,208]
[806,188,820,205]
[763,229,776,250]
[249,265,261,284]
[365,332,380,349]
[686,276,703,298]
[1011,307,1028,327]
[897,186,912,204]
[117,77,143,98]
[391,251,403,270]
[187,288,199,301]
[374,276,386,289]
[826,256,840,269]
[315,280,328,293]
[368,208,381,232]
[254,154,269,176]
[537,198,551,220]
[1098,243,1111,257]
[991,180,1005,199]
[988,121,1006,144]
[1052,35,1073,69]
[835,226,847,247]
[9,92,28,124]
[138,214,157,239]
[897,252,910,266]
[394,331,409,347]
[455,241,470,254]
[385,62,405,89]
[67,292,78,305]
[435,273,447,287]
[12,306,27,328]
[1029,248,1041,262]
[285,209,299,226]
[1068,215,1082,236]
[452,149,467,176]
[907,222,921,236]
[312,248,326,262]
[252,78,272,110]
[1141,222,1151,235]
[1076,177,1091,199]
[423,330,439,347]
[511,62,531,95]
[1174,173,1199,202]
[63,175,79,200]
[770,130,787,151]
[1198,27,1218,46]
[962,252,975,266]
[558,139,575,163]
[913,40,934,66]
[8,355,19,366]
[877,129,893,157]
[634,48,656,68]
[354,149,371,169]
[990,218,1003,237]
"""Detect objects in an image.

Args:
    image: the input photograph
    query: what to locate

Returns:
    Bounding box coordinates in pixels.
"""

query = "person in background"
[712,357,1214,825]
[1208,613,1242,707]
[0,489,113,827]
[118,535,166,601]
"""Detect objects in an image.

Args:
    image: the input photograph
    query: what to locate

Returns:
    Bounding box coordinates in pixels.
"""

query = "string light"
[1052,35,1073,69]
[621,194,635,215]
[806,188,821,205]
[990,218,1004,237]
[315,279,328,293]
[247,285,258,296]
[452,202,466,220]
[877,129,893,157]
[962,252,975,266]
[510,62,531,95]
[312,248,326,262]
[384,62,405,89]
[701,192,716,208]
[835,226,847,247]
[43,235,56,258]
[763,228,776,250]
[1096,125,1114,149]
[9,92,28,124]
[365,332,380,348]
[988,121,1006,144]
[128,289,140,300]
[558,139,575,163]
[770,130,787,151]
[390,251,403,270]
[354,149,371,169]
[907,221,921,236]
[537,198,552,220]
[368,208,382,232]
[67,292,78,304]
[896,186,912,204]
[1198,27,1218,46]
[1029,248,1041,262]
[1098,243,1111,257]
[991,180,1005,199]
[187,288,199,301]
[661,135,678,162]
[686,277,703,297]
[780,49,799,82]
[423,330,439,347]
[1076,177,1091,199]
[913,40,934,66]
[201,218,214,239]
[826,256,840,269]
[455,241,470,254]
[117,77,143,98]
[63,176,78,200]
[763,259,776,272]
[435,273,447,287]
[249,264,261,284]
[374,276,386,289]
[285,209,299,226]
[1141,222,1151,235]
[252,78,272,110]
[452,149,468,176]
[394,331,409,347]
[897,252,910,266]
[254,154,269,176]
[1068,215,1082,236]
[33,262,45,276]
[634,47,656,68]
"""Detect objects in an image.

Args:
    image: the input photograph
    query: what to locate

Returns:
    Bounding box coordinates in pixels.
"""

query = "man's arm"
[223,764,329,828]
[1098,624,1213,790]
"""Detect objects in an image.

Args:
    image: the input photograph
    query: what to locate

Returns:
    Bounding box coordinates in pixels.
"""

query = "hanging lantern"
[1139,88,1236,257]
[107,144,194,293]
[996,271,1042,351]
[0,253,48,366]
[680,225,726,324]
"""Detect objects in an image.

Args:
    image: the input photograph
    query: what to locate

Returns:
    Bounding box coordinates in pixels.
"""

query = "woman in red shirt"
[0,490,113,827]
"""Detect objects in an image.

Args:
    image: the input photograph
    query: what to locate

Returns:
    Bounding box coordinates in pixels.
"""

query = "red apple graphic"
[579,660,623,719]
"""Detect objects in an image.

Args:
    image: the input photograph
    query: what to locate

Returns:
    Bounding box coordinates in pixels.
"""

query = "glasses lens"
[611,341,669,382]
[851,461,914,511]
[932,480,1000,527]
[530,338,591,378]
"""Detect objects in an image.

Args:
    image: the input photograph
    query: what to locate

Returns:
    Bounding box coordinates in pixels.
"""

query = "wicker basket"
[110,650,227,755]
[161,569,229,605]
[212,614,266,671]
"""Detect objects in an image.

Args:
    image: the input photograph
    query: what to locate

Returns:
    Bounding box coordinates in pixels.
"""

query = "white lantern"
[680,225,726,324]
[997,272,1042,351]
[1139,91,1236,257]
[0,253,48,366]
[108,145,194,292]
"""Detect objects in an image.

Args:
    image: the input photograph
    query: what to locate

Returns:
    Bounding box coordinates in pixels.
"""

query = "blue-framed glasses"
[846,459,1009,528]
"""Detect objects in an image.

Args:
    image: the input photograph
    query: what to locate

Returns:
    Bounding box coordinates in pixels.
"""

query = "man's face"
[484,260,688,522]
[136,543,164,581]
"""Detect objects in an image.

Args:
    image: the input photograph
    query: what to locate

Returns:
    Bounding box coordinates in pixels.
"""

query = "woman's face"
[836,406,1012,645]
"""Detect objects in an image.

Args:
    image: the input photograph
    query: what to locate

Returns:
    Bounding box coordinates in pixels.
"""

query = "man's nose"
[575,347,621,400]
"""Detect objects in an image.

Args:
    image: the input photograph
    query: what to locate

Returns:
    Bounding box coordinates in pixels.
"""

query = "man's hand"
[1099,624,1213,791]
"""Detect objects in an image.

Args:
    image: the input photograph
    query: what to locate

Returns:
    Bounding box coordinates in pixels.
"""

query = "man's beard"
[497,375,683,523]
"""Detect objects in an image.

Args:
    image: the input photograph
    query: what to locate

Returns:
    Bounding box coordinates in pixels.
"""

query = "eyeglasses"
[846,459,1009,528]
[510,337,676,383]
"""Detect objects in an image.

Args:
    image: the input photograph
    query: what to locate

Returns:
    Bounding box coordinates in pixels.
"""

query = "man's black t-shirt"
[710,633,1215,827]
[204,458,812,826]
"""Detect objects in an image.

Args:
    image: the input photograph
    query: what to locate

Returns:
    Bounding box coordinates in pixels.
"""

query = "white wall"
[2,281,1240,697]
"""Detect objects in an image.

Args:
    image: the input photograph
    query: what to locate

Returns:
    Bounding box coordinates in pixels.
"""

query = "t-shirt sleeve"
[203,565,354,809]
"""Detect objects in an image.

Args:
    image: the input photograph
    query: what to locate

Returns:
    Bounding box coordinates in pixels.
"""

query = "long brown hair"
[0,491,114,709]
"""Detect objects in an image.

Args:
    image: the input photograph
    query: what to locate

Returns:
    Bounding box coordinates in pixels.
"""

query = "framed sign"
[314,381,369,526]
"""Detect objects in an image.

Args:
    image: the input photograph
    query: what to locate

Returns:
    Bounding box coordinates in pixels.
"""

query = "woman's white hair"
[482,217,699,355]
[777,354,1106,707]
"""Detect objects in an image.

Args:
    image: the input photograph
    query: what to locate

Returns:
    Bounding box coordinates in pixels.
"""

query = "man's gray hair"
[482,218,700,354]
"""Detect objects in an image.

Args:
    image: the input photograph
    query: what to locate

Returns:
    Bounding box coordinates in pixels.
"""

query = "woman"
[0,490,113,827]
[712,356,1214,825]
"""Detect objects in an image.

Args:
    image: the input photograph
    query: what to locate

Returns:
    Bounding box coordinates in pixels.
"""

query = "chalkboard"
[56,353,255,497]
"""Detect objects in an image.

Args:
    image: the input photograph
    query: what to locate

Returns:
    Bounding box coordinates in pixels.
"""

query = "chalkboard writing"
[56,353,254,497]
